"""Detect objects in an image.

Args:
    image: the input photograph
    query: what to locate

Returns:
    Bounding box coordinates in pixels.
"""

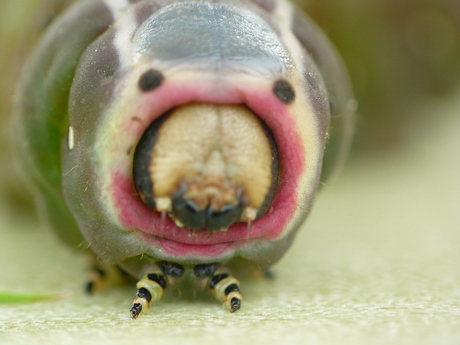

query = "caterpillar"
[13,0,355,318]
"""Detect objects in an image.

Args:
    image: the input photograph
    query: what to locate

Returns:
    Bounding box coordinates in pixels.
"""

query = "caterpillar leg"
[130,261,184,319]
[194,264,242,313]
[85,257,128,294]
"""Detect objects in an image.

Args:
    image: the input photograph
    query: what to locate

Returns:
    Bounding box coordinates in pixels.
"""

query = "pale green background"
[1,90,459,344]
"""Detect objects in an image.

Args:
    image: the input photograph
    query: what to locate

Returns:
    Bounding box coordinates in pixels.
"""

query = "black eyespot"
[138,69,164,91]
[273,79,295,103]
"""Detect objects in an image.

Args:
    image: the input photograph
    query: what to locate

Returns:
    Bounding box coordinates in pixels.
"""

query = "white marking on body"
[273,0,305,72]
[103,0,137,70]
[67,125,74,151]
[103,0,130,19]
[274,0,293,27]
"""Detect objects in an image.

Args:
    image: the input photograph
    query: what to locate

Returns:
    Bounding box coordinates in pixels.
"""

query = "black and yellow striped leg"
[85,257,128,294]
[130,261,184,319]
[210,273,242,312]
[194,264,242,312]
[130,272,166,319]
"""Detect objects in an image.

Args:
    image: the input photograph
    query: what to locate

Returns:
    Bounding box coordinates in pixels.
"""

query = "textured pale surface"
[150,104,273,210]
[1,93,460,344]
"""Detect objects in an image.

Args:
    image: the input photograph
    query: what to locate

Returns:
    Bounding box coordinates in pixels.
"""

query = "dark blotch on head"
[138,69,164,91]
[273,79,295,103]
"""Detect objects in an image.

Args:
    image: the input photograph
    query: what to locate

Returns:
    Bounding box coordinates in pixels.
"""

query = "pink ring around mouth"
[110,77,306,258]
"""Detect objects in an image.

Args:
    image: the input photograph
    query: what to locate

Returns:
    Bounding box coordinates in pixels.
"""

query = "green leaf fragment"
[0,291,65,304]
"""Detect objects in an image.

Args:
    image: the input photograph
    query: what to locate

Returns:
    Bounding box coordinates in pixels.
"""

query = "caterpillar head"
[60,2,338,271]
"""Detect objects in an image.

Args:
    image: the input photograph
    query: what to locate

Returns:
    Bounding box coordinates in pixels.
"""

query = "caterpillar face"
[133,103,278,231]
[14,0,355,277]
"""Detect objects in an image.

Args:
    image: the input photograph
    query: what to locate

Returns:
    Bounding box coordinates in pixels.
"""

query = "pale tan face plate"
[149,103,274,223]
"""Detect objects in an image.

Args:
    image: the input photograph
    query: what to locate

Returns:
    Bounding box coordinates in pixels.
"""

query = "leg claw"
[230,297,241,313]
[130,303,142,319]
